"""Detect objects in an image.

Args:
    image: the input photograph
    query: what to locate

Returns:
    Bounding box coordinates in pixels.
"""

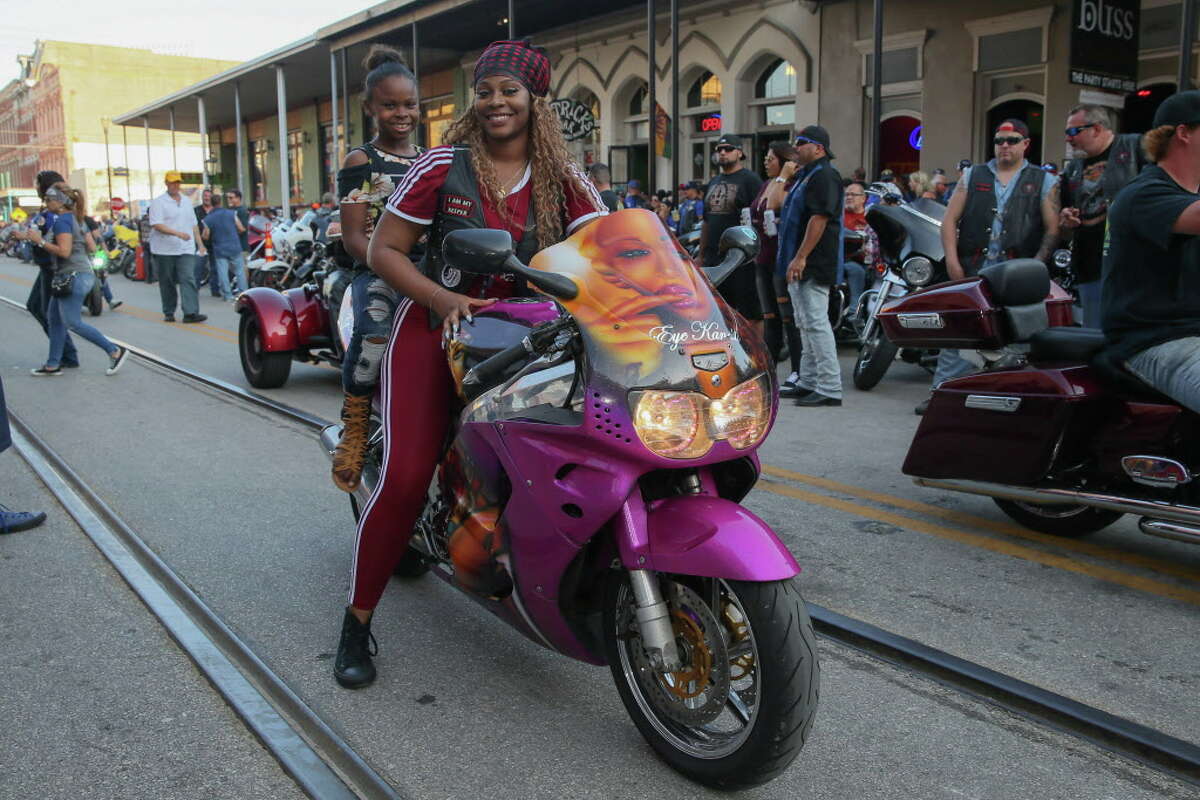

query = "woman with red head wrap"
[333,39,606,689]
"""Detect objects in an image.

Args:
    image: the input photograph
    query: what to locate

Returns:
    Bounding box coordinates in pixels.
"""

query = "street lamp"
[100,117,114,205]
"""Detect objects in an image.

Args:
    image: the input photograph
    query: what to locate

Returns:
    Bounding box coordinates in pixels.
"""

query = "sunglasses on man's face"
[1064,123,1096,137]
[715,145,737,153]
[993,136,1024,146]
[794,136,816,147]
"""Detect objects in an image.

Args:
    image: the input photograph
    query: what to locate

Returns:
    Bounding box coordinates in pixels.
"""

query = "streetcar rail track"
[3,292,1198,788]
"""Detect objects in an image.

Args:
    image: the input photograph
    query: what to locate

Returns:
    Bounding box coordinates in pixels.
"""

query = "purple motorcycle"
[323,209,818,788]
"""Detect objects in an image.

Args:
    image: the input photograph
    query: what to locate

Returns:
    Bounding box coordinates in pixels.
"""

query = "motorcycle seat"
[1028,327,1105,363]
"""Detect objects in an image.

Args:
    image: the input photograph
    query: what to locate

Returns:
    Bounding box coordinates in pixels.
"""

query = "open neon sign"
[908,125,923,150]
[700,114,722,132]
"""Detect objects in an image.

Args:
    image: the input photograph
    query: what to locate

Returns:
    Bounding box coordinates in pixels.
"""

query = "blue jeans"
[342,271,402,396]
[26,269,79,367]
[932,349,977,387]
[1075,279,1102,329]
[213,253,247,298]
[154,253,199,315]
[788,278,842,398]
[46,271,117,368]
[1126,337,1200,414]
[838,260,867,316]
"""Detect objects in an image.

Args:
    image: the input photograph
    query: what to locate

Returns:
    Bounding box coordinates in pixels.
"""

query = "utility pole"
[870,0,884,178]
[1180,0,1198,91]
[647,0,656,197]
[101,117,113,203]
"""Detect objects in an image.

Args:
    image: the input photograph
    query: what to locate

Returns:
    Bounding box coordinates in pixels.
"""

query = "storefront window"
[251,138,268,205]
[629,85,648,117]
[287,130,304,203]
[422,97,456,148]
[319,121,344,196]
[755,59,795,100]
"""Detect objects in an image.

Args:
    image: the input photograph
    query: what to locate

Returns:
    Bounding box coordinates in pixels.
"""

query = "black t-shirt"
[599,189,620,213]
[779,157,843,285]
[702,167,763,266]
[1101,165,1200,359]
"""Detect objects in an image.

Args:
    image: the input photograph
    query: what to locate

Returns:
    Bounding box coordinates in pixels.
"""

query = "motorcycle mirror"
[443,229,579,300]
[705,226,759,286]
[442,229,515,275]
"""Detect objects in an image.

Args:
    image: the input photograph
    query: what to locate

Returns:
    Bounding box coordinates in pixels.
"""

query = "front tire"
[994,498,1122,537]
[603,573,819,789]
[238,311,292,388]
[852,320,898,390]
[86,282,103,316]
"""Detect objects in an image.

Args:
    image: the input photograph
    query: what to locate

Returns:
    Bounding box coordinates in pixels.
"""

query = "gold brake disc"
[722,602,755,681]
[660,609,714,700]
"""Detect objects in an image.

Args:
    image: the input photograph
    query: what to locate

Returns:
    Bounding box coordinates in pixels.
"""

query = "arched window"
[628,84,648,117]
[686,71,722,107]
[755,59,796,99]
[753,58,795,128]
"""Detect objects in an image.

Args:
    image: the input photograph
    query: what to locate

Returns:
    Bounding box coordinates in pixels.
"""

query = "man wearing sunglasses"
[699,134,764,326]
[1059,104,1149,328]
[778,125,844,407]
[1100,90,1200,414]
[921,118,1058,414]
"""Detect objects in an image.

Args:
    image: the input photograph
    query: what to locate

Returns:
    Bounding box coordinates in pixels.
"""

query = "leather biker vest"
[956,164,1045,275]
[1060,133,1142,209]
[420,146,538,298]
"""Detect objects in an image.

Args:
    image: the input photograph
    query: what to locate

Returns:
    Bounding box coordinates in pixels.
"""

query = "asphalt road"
[0,257,1196,798]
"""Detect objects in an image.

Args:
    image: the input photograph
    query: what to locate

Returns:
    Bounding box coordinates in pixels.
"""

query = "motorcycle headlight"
[709,373,770,450]
[629,373,773,459]
[901,256,934,287]
[630,390,710,459]
[92,255,105,267]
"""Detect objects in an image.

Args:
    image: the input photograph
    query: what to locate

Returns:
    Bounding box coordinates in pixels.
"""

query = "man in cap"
[1058,104,1150,328]
[699,134,764,327]
[917,118,1058,414]
[622,179,647,209]
[1100,90,1200,414]
[779,125,844,407]
[674,180,704,233]
[148,170,207,323]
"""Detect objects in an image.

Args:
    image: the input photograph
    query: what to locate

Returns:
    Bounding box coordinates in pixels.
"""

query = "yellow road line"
[756,477,1200,607]
[761,464,1200,585]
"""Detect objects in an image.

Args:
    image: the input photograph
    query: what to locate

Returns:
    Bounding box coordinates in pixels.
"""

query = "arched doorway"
[986,98,1044,164]
[879,115,921,178]
[1123,82,1176,134]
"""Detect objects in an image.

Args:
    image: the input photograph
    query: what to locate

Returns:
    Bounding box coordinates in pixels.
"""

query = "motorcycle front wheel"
[852,320,899,390]
[603,573,819,790]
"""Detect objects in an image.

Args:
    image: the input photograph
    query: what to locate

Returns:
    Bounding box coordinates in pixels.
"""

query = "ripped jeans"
[342,271,402,396]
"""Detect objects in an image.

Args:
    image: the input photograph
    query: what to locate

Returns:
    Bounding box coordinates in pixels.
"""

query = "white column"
[275,64,290,217]
[234,82,246,198]
[169,107,178,170]
[330,50,340,191]
[143,117,153,198]
[197,95,209,187]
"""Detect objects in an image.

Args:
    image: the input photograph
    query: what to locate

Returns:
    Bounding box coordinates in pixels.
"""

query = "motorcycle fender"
[616,494,800,581]
[235,287,299,352]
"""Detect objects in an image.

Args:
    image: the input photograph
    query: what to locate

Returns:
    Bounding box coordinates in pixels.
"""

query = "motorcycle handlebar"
[461,338,532,396]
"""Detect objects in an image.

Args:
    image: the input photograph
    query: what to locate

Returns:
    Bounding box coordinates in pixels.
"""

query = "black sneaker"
[106,346,129,376]
[334,608,377,689]
[914,397,931,416]
[182,313,208,323]
[30,366,64,377]
[109,300,123,310]
[163,313,175,322]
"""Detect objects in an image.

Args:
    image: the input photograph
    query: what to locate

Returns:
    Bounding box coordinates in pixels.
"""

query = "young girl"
[333,39,606,689]
[330,44,424,493]
[28,184,127,376]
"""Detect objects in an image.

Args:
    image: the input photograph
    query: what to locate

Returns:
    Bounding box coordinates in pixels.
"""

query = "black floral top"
[336,142,425,265]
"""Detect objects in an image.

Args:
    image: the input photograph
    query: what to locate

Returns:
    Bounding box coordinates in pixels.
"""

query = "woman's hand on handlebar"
[433,289,497,338]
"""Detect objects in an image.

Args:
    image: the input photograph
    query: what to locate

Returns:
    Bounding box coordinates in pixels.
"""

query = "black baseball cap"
[794,125,834,158]
[714,134,745,154]
[994,118,1030,138]
[1153,89,1200,128]
[957,159,973,171]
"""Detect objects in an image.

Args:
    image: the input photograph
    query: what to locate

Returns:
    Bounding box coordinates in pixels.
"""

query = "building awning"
[113,0,651,133]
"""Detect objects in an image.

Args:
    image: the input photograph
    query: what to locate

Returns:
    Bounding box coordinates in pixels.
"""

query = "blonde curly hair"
[442,93,591,250]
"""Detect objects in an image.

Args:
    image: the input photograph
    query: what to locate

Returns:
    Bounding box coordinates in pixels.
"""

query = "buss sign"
[1069,0,1140,92]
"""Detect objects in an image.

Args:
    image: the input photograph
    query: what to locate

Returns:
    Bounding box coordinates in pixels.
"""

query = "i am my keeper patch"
[443,194,474,218]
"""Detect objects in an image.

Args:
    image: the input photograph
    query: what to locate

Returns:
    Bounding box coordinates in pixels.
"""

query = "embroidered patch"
[443,194,474,218]
[441,266,462,288]
[1021,182,1038,194]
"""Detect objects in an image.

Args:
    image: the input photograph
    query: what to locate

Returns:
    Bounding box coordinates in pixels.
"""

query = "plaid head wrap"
[473,39,550,97]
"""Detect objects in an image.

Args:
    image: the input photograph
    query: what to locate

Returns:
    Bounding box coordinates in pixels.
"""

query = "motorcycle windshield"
[867,202,944,262]
[527,209,770,393]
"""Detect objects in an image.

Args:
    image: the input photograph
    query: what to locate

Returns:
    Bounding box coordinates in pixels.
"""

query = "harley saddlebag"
[902,365,1103,485]
[877,259,1072,349]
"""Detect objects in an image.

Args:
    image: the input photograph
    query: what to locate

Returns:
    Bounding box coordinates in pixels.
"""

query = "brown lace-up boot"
[332,393,372,492]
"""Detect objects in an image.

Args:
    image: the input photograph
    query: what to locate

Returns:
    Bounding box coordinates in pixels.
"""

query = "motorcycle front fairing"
[445,210,795,662]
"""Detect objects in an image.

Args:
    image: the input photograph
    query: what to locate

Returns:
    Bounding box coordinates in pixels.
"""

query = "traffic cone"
[263,228,276,262]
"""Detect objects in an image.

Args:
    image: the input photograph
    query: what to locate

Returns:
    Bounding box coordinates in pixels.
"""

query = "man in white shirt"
[148,170,207,323]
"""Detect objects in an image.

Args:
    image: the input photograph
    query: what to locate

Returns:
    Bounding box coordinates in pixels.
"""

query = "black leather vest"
[1060,133,1143,209]
[420,146,538,298]
[956,164,1046,275]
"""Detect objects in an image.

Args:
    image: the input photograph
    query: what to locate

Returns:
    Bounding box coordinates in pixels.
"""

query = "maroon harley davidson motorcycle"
[880,258,1200,545]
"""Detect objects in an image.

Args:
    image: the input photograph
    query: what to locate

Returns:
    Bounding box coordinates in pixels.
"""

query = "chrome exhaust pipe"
[1138,518,1200,545]
[912,477,1200,528]
[319,424,377,509]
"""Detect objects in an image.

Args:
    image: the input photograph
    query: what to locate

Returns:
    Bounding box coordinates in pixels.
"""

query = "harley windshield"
[527,209,770,392]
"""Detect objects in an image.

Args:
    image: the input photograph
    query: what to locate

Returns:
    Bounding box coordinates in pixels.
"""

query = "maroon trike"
[880,258,1200,545]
